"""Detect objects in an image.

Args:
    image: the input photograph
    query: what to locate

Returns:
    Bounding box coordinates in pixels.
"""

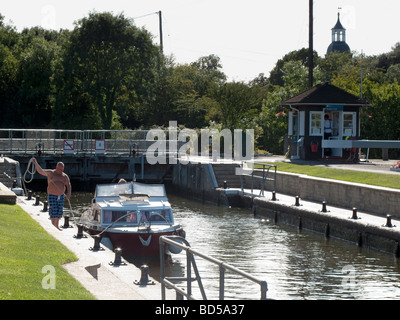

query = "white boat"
[80,181,185,257]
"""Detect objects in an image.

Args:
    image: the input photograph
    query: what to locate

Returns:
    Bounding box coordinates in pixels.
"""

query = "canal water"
[64,191,400,300]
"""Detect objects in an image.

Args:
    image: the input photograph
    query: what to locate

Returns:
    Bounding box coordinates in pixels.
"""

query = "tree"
[258,86,297,154]
[211,82,258,131]
[268,48,319,86]
[318,51,353,83]
[0,43,18,127]
[361,80,400,141]
[16,36,60,127]
[55,12,159,129]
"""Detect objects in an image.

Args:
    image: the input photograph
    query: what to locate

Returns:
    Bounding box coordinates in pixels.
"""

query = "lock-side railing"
[159,236,268,300]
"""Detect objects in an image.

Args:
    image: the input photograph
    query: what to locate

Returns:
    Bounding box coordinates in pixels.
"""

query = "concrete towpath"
[16,195,174,300]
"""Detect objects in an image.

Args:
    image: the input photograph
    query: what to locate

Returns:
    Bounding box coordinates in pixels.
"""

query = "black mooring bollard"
[351,208,359,220]
[34,196,40,206]
[42,201,48,212]
[295,196,300,206]
[62,216,70,229]
[271,191,277,201]
[321,201,328,213]
[109,248,126,266]
[27,190,33,200]
[223,181,227,189]
[385,215,393,228]
[89,235,103,251]
[134,264,155,286]
[73,224,86,238]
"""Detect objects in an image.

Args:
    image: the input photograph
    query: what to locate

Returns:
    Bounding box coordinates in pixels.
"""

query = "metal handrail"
[0,128,188,156]
[159,235,268,300]
[239,161,277,196]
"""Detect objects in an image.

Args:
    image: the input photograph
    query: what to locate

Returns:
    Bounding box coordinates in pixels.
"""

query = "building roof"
[327,41,351,54]
[281,83,369,106]
[327,12,351,54]
[332,14,345,30]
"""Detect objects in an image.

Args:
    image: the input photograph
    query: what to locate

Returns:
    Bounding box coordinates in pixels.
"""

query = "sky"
[2,1,400,82]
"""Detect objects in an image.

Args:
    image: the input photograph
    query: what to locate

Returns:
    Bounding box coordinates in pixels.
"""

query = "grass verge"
[0,204,95,300]
[262,162,400,190]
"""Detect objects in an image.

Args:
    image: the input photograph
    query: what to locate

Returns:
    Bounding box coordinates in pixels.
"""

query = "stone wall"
[0,182,16,204]
[243,170,400,218]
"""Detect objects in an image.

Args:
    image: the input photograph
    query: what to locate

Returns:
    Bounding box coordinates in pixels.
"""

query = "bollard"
[62,216,71,229]
[89,235,104,251]
[295,196,300,206]
[223,181,227,189]
[351,208,359,220]
[134,265,155,286]
[27,190,33,200]
[34,196,40,206]
[271,191,277,201]
[321,201,328,213]
[73,224,87,238]
[42,201,48,212]
[109,248,126,266]
[384,215,394,228]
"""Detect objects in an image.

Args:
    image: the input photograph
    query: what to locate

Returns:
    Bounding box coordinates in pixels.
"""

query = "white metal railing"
[238,161,277,196]
[159,236,268,300]
[0,129,172,156]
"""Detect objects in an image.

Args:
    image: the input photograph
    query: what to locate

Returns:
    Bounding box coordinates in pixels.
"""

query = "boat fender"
[168,239,183,254]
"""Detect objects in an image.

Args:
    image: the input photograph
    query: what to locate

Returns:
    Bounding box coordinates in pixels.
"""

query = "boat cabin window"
[102,209,172,224]
[142,209,172,223]
[103,210,138,224]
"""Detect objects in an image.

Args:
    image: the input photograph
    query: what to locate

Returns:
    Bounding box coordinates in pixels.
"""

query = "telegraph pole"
[308,0,314,88]
[158,11,163,53]
[133,11,163,53]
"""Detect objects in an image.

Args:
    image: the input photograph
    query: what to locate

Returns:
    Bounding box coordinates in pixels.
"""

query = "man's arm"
[31,158,49,176]
[65,174,72,200]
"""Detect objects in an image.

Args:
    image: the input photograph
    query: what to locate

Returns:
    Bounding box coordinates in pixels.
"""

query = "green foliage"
[54,12,159,130]
[1,10,400,157]
[258,86,296,154]
[211,81,259,132]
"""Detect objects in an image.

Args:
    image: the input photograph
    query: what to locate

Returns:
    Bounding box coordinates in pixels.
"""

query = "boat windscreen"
[96,182,132,197]
[132,182,166,197]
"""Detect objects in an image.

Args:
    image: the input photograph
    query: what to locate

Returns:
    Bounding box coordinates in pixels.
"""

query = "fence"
[159,236,268,300]
[0,129,172,156]
[239,162,277,196]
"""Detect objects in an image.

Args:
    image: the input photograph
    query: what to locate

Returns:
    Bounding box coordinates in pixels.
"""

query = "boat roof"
[95,181,167,198]
[94,181,170,209]
[96,199,171,210]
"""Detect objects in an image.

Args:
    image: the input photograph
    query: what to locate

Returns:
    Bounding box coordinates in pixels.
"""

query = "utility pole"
[158,11,163,53]
[308,0,314,88]
[134,11,163,53]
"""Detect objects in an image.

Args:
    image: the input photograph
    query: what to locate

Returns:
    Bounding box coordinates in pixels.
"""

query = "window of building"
[310,111,323,136]
[343,112,356,136]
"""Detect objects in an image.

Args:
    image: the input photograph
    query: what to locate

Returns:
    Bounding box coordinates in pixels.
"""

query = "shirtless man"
[31,158,71,230]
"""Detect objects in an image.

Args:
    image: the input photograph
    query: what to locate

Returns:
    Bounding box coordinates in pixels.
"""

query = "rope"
[23,158,36,184]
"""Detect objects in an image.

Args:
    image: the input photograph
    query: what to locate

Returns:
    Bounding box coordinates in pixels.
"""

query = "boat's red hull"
[87,228,185,257]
